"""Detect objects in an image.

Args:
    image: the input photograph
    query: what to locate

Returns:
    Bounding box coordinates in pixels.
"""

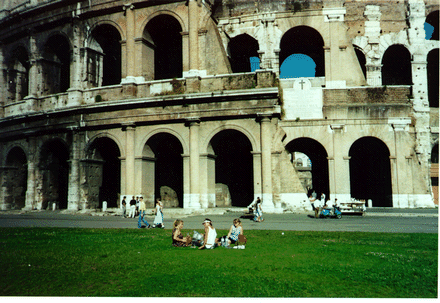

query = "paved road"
[0,208,437,233]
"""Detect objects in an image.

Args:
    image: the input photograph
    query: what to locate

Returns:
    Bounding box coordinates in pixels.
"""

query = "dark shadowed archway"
[285,138,329,199]
[90,24,122,86]
[354,45,367,80]
[426,11,439,41]
[5,147,27,209]
[144,15,182,80]
[145,133,183,208]
[381,45,412,86]
[42,35,71,94]
[349,137,392,207]
[6,46,29,102]
[228,33,259,73]
[427,49,439,108]
[87,137,121,208]
[209,130,254,207]
[39,140,69,209]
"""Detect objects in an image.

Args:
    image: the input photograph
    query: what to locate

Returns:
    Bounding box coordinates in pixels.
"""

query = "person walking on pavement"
[121,196,127,218]
[137,197,150,228]
[255,198,264,222]
[153,198,164,228]
[129,196,136,218]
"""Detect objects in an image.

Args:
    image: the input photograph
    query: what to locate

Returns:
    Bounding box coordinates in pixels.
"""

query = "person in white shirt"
[199,218,218,249]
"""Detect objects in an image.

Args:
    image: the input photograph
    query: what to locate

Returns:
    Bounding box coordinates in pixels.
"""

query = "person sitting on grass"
[221,218,243,247]
[198,218,219,250]
[172,219,191,247]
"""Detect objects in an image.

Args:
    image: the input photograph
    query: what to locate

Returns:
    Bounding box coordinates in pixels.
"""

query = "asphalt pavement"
[0,207,437,233]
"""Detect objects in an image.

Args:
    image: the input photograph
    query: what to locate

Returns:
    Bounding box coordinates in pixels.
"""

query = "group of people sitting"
[172,218,245,249]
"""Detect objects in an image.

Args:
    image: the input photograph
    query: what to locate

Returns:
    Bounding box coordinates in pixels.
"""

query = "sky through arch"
[280,54,316,78]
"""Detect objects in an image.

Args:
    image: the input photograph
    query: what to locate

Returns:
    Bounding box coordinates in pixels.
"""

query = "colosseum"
[0,0,438,213]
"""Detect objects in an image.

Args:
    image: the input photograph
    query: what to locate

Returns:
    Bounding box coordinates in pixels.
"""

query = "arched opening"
[285,138,329,199]
[144,15,182,80]
[280,54,316,78]
[90,24,122,87]
[381,45,412,85]
[354,45,367,80]
[280,26,325,77]
[425,11,439,41]
[427,49,439,108]
[144,133,183,208]
[209,130,253,207]
[87,137,121,208]
[42,35,71,94]
[6,46,29,103]
[39,140,69,210]
[5,147,27,209]
[349,137,392,207]
[228,34,259,73]
[431,143,439,205]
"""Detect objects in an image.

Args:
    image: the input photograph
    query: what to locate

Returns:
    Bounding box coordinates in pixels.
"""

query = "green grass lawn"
[0,227,437,298]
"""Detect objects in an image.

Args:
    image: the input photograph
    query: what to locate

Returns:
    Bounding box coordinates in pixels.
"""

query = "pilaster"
[186,118,201,209]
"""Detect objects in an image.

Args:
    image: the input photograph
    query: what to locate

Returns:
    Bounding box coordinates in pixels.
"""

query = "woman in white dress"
[153,198,164,228]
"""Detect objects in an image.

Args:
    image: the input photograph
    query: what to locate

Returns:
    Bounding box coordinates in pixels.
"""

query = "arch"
[353,45,367,80]
[86,137,121,208]
[349,137,392,207]
[425,11,439,41]
[39,139,70,210]
[87,20,125,43]
[279,26,325,77]
[427,49,439,108]
[209,129,254,207]
[381,44,412,86]
[89,23,122,87]
[143,133,184,208]
[285,137,329,199]
[203,124,258,154]
[143,14,183,80]
[86,132,125,158]
[140,127,188,156]
[228,33,259,73]
[6,45,29,103]
[4,146,27,210]
[432,143,439,164]
[42,34,71,94]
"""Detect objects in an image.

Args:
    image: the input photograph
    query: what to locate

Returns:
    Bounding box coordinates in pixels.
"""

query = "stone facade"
[0,0,438,212]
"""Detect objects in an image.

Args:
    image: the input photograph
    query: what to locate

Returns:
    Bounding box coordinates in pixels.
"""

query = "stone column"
[67,18,82,106]
[188,0,199,71]
[259,115,274,210]
[67,130,81,210]
[124,123,136,197]
[24,138,37,210]
[23,34,39,112]
[0,44,5,118]
[184,0,206,77]
[331,124,351,203]
[122,3,138,83]
[186,118,201,209]
[364,5,382,86]
[252,151,262,202]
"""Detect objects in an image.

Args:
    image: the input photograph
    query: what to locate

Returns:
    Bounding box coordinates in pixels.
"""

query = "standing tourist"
[255,198,264,222]
[137,197,150,229]
[129,196,136,218]
[121,196,127,218]
[153,198,164,228]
